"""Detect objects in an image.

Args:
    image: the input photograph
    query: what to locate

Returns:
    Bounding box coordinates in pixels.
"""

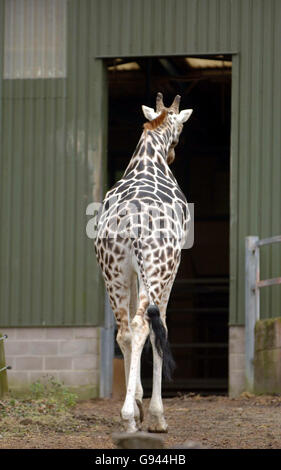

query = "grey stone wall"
[3,324,252,398]
[228,326,245,397]
[3,327,100,399]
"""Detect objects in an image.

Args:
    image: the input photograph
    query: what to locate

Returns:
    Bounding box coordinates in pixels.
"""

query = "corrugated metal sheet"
[0,0,105,326]
[0,0,280,326]
[92,0,239,57]
[233,0,281,323]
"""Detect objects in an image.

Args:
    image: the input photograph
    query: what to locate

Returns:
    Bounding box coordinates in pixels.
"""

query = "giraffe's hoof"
[147,414,168,433]
[121,415,139,434]
[148,426,168,433]
[122,421,139,433]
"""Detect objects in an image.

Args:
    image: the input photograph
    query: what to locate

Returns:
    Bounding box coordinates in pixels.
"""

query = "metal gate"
[245,235,281,391]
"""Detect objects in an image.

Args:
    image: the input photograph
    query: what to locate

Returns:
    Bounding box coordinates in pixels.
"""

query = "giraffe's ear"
[142,105,158,121]
[178,109,193,123]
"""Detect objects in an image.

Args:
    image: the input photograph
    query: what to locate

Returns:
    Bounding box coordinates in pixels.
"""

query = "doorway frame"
[98,53,239,397]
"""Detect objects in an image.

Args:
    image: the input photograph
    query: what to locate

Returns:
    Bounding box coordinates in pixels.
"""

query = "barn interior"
[106,56,232,396]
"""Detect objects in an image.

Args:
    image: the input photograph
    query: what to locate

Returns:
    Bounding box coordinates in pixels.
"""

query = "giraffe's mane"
[143,109,167,132]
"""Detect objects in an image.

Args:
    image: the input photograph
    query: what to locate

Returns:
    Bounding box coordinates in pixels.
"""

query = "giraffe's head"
[142,93,193,164]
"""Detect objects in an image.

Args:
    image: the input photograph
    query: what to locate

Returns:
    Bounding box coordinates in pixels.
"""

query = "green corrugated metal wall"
[0,0,280,326]
[0,0,107,326]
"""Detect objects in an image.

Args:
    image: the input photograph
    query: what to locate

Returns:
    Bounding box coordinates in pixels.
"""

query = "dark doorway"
[106,56,231,395]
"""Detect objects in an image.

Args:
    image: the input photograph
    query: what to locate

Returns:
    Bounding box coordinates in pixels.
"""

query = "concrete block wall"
[2,324,251,398]
[3,327,100,399]
[228,326,245,397]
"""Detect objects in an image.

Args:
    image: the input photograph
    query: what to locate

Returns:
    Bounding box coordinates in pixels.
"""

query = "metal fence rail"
[245,235,281,391]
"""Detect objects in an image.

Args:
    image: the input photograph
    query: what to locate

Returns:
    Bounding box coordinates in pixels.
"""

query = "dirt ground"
[1,393,281,449]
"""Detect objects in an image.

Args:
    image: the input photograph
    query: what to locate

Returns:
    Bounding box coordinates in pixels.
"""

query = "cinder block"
[4,356,16,369]
[229,370,245,397]
[29,341,58,355]
[72,355,98,370]
[15,356,43,370]
[16,328,46,340]
[229,326,245,354]
[59,370,98,386]
[5,341,30,356]
[7,370,29,386]
[45,357,72,370]
[29,371,60,383]
[228,326,246,397]
[73,327,99,339]
[229,353,245,372]
[46,328,74,340]
[59,339,97,356]
[1,328,17,340]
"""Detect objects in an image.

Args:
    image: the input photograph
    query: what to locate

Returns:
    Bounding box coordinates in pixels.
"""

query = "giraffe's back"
[96,163,189,247]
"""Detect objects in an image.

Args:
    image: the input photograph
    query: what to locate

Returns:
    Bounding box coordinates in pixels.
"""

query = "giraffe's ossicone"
[95,93,193,433]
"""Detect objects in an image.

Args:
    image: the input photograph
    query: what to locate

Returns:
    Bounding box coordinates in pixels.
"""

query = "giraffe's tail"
[132,239,175,380]
[147,304,176,382]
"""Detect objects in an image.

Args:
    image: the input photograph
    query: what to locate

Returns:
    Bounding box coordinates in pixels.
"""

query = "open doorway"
[106,56,231,396]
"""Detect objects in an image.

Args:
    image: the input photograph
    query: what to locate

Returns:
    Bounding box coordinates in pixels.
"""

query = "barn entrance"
[106,56,231,396]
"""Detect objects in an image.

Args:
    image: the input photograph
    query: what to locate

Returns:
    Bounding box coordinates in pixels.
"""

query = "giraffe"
[95,92,193,433]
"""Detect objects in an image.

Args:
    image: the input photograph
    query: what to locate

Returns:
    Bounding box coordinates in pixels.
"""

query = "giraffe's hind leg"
[107,279,143,431]
[147,310,169,433]
[146,254,180,433]
[129,272,145,427]
[121,291,150,433]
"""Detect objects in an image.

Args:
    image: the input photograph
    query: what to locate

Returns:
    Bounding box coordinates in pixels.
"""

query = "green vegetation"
[0,377,80,437]
[29,376,78,409]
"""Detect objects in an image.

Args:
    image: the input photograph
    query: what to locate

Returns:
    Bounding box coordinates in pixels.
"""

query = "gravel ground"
[1,393,281,449]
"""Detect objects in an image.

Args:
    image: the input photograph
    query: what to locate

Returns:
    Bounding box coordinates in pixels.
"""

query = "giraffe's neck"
[123,126,172,177]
